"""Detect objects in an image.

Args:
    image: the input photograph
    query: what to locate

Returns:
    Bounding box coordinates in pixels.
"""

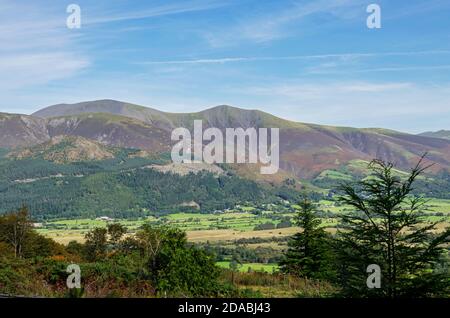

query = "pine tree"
[280,198,335,281]
[337,156,450,297]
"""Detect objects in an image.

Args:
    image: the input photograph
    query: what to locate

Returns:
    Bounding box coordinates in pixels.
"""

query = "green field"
[37,198,450,245]
[216,261,279,273]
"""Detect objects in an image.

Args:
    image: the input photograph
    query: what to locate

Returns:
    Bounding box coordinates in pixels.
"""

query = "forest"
[0,152,300,219]
[1,158,449,298]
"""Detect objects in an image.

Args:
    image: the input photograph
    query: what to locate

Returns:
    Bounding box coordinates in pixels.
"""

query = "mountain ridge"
[419,130,450,140]
[1,99,449,179]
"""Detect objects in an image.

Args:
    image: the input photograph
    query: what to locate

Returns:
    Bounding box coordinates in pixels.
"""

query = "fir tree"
[337,156,450,297]
[280,198,335,281]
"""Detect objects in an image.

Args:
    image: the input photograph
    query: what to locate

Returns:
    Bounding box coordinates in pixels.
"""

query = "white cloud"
[244,82,413,100]
[136,50,450,65]
[0,53,89,89]
[203,0,365,47]
[0,1,89,90]
[84,0,230,25]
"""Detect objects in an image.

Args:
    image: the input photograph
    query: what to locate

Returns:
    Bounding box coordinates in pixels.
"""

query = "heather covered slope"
[2,99,450,179]
[279,125,450,178]
[0,113,49,148]
[46,113,170,152]
[7,135,116,163]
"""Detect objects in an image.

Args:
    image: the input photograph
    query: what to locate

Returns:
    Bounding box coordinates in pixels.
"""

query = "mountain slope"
[0,113,49,148]
[2,99,449,179]
[46,113,170,152]
[7,135,116,163]
[34,100,304,131]
[33,99,180,131]
[0,153,288,219]
[419,130,450,140]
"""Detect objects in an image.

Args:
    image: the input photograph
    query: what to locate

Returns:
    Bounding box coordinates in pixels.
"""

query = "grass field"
[216,261,279,273]
[187,227,302,242]
[37,198,450,245]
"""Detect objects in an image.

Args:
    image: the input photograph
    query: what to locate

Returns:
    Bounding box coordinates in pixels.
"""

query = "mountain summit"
[0,99,448,178]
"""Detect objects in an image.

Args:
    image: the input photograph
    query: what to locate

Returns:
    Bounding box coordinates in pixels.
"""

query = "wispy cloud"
[203,0,365,47]
[85,0,231,25]
[309,65,450,74]
[0,53,89,89]
[0,2,89,90]
[245,81,414,99]
[139,57,250,65]
[136,50,450,65]
[0,0,448,133]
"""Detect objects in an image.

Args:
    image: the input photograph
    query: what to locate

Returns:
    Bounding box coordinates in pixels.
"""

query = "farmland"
[216,261,279,273]
[33,196,450,295]
[37,198,450,245]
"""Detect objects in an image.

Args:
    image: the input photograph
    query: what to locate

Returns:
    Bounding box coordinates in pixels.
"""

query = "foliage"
[0,154,299,219]
[336,157,450,298]
[279,199,336,281]
[84,228,108,261]
[135,225,224,296]
[0,207,37,258]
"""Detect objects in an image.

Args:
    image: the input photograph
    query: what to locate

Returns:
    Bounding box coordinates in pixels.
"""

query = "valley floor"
[36,198,450,273]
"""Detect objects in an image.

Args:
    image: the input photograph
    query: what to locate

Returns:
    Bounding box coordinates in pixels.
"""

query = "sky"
[0,0,449,133]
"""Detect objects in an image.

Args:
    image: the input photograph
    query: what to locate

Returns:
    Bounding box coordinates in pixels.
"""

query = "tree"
[66,240,86,258]
[337,156,450,298]
[279,198,335,281]
[107,223,127,247]
[22,231,65,258]
[84,228,108,261]
[135,225,222,296]
[156,245,221,297]
[0,206,33,258]
[229,258,242,285]
[135,225,185,272]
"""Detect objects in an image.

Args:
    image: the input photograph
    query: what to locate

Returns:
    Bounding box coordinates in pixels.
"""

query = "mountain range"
[1,99,450,180]
[419,130,450,140]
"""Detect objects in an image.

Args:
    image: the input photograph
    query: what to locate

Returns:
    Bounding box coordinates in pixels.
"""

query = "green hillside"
[0,150,299,220]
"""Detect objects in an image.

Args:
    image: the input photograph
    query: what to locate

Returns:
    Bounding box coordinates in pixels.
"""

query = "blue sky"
[0,0,449,133]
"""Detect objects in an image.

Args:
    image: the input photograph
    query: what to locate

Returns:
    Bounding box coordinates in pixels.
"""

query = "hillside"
[419,130,450,140]
[46,113,170,152]
[0,99,449,180]
[7,135,116,163]
[0,113,49,148]
[0,150,295,219]
[1,100,450,218]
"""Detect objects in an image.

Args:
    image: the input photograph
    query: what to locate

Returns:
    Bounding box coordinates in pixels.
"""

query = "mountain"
[46,113,170,152]
[33,100,295,131]
[419,130,450,140]
[1,100,450,219]
[1,99,449,179]
[0,113,49,148]
[33,99,177,131]
[7,135,116,163]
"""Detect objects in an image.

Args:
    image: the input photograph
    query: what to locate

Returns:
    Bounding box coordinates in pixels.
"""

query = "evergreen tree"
[337,156,450,298]
[280,198,335,281]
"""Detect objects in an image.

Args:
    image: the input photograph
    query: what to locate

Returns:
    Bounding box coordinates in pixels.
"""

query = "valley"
[36,198,450,274]
[1,99,449,293]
